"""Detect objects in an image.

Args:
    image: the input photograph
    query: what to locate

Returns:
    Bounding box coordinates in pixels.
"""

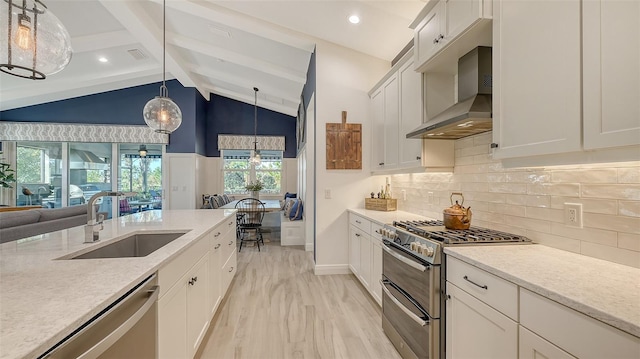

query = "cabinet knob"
[355,233,361,237]
[416,156,421,160]
[229,266,234,273]
[188,276,198,286]
[379,162,384,166]
[214,232,221,237]
[229,241,234,246]
[491,143,499,148]
[214,243,221,249]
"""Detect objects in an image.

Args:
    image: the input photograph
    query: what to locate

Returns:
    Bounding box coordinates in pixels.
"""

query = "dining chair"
[235,198,265,252]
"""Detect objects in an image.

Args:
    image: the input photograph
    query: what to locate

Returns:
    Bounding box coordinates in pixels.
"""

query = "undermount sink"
[69,232,188,259]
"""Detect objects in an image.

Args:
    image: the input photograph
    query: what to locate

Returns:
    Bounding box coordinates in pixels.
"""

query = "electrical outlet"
[564,203,583,228]
[401,190,407,201]
[324,189,331,199]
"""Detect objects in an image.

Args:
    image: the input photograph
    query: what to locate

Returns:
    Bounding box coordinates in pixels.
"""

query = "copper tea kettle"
[443,192,472,230]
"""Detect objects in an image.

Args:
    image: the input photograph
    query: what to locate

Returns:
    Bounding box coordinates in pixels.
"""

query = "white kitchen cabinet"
[583,0,640,150]
[415,2,444,68]
[220,225,237,296]
[446,282,518,359]
[159,250,209,359]
[520,288,640,359]
[358,230,371,288]
[519,325,575,359]
[371,88,385,171]
[209,216,233,317]
[413,0,492,72]
[383,75,399,169]
[186,255,210,359]
[370,227,383,306]
[492,0,582,159]
[399,58,423,168]
[348,224,362,276]
[493,0,639,160]
[348,213,383,307]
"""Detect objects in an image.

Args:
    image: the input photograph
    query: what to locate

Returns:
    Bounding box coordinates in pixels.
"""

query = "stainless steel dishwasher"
[40,273,159,359]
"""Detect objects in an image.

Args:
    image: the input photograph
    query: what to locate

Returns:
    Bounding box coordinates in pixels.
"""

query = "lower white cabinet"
[158,214,237,359]
[348,213,383,306]
[445,281,517,359]
[159,253,209,359]
[519,325,575,359]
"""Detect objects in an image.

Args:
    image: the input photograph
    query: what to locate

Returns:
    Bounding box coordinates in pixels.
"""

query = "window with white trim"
[222,150,282,195]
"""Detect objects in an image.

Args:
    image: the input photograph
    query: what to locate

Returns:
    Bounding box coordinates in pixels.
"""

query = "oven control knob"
[423,246,435,257]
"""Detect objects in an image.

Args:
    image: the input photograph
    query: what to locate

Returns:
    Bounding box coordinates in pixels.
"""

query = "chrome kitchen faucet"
[85,191,136,243]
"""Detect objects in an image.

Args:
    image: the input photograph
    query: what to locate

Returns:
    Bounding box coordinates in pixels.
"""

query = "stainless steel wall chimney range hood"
[407,46,492,140]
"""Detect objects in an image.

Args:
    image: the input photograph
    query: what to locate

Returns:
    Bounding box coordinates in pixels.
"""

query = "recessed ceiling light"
[348,15,360,24]
[98,57,108,63]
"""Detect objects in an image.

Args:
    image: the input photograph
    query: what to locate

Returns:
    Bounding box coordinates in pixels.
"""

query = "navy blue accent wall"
[195,94,208,156]
[205,94,297,158]
[302,48,316,109]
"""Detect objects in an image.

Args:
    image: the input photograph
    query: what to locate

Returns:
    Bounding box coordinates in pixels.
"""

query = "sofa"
[0,205,90,244]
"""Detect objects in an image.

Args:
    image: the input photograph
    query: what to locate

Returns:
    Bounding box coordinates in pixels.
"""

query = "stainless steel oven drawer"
[382,281,439,359]
[382,242,440,316]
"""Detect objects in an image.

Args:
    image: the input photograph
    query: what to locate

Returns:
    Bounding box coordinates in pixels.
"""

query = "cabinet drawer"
[159,234,209,299]
[447,256,518,320]
[520,288,640,358]
[371,222,383,237]
[222,250,237,295]
[519,325,575,359]
[349,214,371,234]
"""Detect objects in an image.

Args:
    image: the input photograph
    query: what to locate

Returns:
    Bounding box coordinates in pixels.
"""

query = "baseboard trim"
[314,264,350,275]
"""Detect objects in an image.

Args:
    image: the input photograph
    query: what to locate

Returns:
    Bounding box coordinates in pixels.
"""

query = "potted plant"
[245,180,264,199]
[0,161,15,189]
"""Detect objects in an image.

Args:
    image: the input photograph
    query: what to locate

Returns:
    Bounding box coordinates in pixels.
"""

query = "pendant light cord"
[160,0,167,97]
[254,87,259,149]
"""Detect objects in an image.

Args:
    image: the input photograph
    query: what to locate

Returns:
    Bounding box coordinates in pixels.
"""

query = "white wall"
[313,40,390,274]
[164,153,198,209]
[391,132,640,268]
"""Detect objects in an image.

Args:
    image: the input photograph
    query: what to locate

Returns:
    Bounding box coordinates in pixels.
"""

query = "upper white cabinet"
[583,0,640,150]
[413,0,492,73]
[493,0,640,160]
[370,49,454,173]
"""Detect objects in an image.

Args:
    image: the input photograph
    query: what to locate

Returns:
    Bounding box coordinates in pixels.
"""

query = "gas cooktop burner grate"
[392,220,531,245]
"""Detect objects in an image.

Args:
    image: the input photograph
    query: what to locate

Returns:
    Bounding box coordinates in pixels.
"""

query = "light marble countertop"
[348,208,433,225]
[0,209,236,359]
[445,245,640,337]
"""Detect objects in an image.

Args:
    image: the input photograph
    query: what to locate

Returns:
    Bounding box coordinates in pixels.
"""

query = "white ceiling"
[0,0,426,117]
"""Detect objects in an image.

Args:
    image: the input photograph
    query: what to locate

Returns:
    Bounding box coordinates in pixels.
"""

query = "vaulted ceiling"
[0,0,426,117]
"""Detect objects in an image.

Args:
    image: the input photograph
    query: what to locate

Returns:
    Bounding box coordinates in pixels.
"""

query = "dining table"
[219,199,282,212]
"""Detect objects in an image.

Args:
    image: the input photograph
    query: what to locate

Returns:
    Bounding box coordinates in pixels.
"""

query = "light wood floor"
[196,241,401,359]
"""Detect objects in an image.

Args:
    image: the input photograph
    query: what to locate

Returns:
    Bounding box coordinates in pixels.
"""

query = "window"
[16,142,61,207]
[222,150,282,195]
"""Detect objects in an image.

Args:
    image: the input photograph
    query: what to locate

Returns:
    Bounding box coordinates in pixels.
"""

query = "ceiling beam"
[205,85,298,117]
[190,65,301,104]
[97,0,207,99]
[168,32,307,85]
[153,0,315,53]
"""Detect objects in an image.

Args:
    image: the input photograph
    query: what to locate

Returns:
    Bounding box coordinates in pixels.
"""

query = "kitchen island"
[0,209,236,359]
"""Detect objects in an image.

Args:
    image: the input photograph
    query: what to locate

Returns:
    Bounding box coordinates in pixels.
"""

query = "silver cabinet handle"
[381,280,428,327]
[214,232,221,237]
[229,266,234,272]
[355,220,361,224]
[463,275,488,290]
[228,241,233,246]
[214,243,221,250]
[355,233,361,237]
[382,244,427,272]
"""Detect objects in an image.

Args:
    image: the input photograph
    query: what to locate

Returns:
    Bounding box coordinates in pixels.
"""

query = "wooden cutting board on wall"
[326,111,362,169]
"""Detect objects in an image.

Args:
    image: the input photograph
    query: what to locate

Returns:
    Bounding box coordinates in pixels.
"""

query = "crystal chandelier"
[0,0,72,80]
[249,87,261,165]
[142,0,182,134]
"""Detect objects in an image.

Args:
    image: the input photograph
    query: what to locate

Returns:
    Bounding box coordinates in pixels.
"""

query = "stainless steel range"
[380,220,531,359]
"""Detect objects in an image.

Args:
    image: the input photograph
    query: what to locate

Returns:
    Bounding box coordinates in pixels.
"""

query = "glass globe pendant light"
[143,0,182,134]
[249,87,261,165]
[0,0,73,80]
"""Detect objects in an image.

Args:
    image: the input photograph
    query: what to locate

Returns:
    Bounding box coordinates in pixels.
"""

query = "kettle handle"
[450,192,464,206]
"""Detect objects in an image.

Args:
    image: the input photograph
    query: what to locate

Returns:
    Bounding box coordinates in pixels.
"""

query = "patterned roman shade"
[217,135,285,151]
[0,122,168,144]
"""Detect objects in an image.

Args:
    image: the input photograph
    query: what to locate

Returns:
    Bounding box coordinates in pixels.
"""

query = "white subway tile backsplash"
[619,201,640,218]
[580,242,640,268]
[528,183,581,197]
[394,132,640,268]
[618,167,640,183]
[582,184,640,200]
[550,222,617,247]
[619,233,640,252]
[552,169,618,183]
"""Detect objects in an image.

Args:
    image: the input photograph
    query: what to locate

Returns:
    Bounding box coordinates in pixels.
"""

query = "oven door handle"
[382,243,428,272]
[381,280,429,327]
